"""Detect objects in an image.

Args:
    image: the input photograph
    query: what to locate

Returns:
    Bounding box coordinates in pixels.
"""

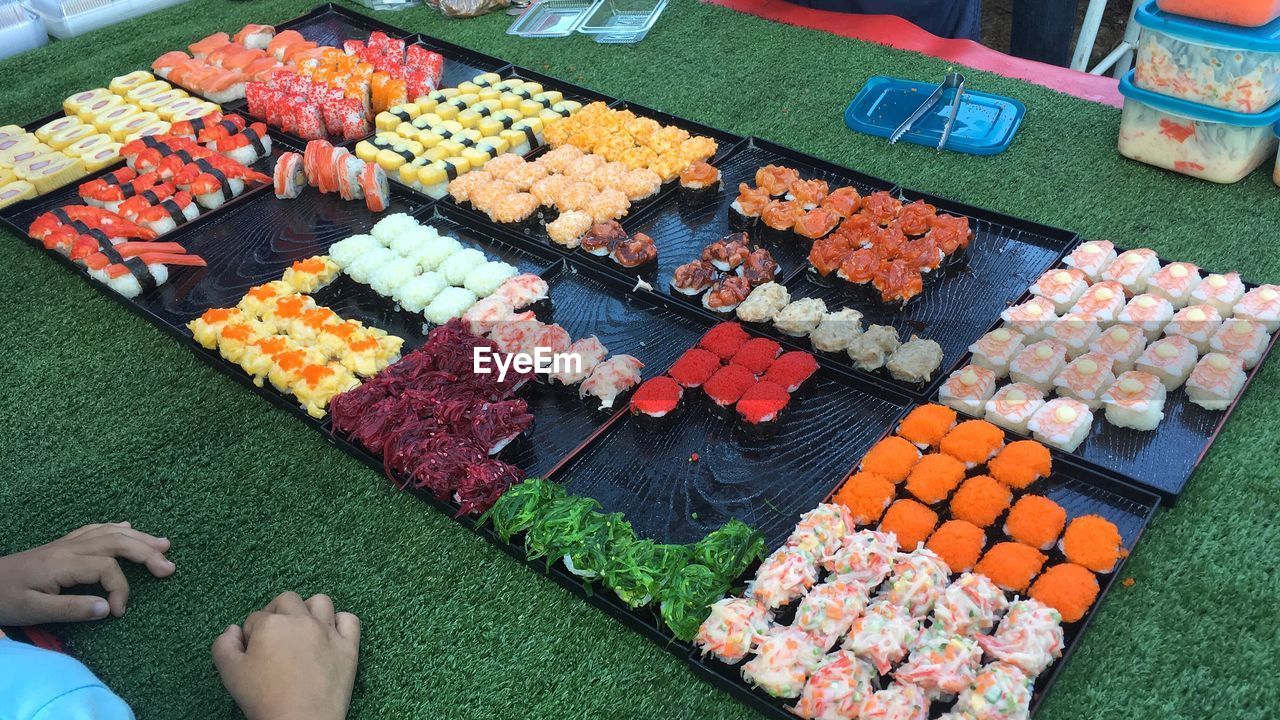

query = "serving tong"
[889,72,966,152]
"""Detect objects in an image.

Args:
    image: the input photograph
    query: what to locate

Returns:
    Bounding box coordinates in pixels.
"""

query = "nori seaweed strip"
[390,108,411,123]
[495,114,517,130]
[443,161,461,181]
[88,229,124,265]
[194,159,233,199]
[242,127,267,157]
[175,149,197,165]
[51,208,73,225]
[141,136,164,149]
[121,257,157,293]
[159,198,187,227]
[475,105,495,118]
[118,181,139,199]
[102,171,128,187]
[518,126,538,149]
[138,188,161,206]
[215,119,240,137]
[188,115,211,135]
[514,88,534,100]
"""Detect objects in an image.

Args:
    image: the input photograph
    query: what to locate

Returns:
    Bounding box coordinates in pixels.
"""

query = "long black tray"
[690,417,1161,720]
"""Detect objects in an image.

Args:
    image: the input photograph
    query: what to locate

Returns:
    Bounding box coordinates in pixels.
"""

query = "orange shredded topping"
[832,471,896,526]
[348,337,378,353]
[878,499,938,552]
[897,404,957,448]
[988,440,1053,490]
[300,308,337,328]
[860,436,920,483]
[926,519,986,573]
[1061,515,1122,573]
[974,542,1046,592]
[949,475,1011,528]
[939,419,1006,467]
[904,453,966,505]
[1029,563,1098,623]
[1004,495,1067,550]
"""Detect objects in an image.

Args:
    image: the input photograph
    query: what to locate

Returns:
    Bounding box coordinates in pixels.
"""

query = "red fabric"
[707,0,1124,108]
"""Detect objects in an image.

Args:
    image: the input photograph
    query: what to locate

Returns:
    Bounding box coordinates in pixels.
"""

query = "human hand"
[0,521,175,626]
[212,592,360,720]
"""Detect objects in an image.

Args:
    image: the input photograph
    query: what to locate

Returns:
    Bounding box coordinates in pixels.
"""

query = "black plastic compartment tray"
[691,418,1161,720]
[945,251,1280,502]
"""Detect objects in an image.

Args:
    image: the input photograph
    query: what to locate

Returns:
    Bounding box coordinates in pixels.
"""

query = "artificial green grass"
[1,1,1278,717]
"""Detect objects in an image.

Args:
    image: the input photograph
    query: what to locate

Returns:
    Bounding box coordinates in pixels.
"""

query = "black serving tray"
[689,417,1161,720]
[943,249,1280,503]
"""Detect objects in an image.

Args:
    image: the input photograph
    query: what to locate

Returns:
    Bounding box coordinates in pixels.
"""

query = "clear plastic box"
[0,2,48,60]
[28,0,189,39]
[1118,71,1280,184]
[1156,0,1280,28]
[1134,1,1280,114]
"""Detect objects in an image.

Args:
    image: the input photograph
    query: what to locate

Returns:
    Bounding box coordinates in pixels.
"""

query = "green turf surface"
[2,1,1279,717]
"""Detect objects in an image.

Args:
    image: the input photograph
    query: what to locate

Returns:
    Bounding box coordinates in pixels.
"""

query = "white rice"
[346,247,398,284]
[370,213,419,246]
[463,261,518,298]
[409,236,463,272]
[390,225,440,257]
[394,272,448,313]
[424,286,478,324]
[328,234,380,268]
[369,259,418,298]
[438,248,487,285]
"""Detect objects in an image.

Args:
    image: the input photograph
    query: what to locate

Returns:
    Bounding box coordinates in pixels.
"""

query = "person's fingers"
[62,521,132,542]
[73,531,175,578]
[72,526,170,552]
[22,591,110,624]
[305,594,336,628]
[335,611,361,647]
[265,591,308,616]
[54,555,130,617]
[211,624,246,672]
[241,609,271,642]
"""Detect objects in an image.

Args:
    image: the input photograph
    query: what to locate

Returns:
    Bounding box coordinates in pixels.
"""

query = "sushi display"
[151,25,303,103]
[543,101,718,182]
[272,139,389,212]
[670,232,779,308]
[188,277,403,418]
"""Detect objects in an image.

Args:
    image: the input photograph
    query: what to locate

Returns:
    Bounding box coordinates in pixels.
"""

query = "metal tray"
[506,0,603,38]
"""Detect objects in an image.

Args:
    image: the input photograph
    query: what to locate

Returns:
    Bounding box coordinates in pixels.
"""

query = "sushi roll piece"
[984,382,1047,436]
[1190,272,1246,316]
[736,380,790,437]
[1030,268,1090,314]
[546,210,593,250]
[795,581,866,649]
[611,232,658,270]
[423,286,479,325]
[492,273,549,310]
[773,298,827,337]
[897,403,957,450]
[438,248,487,285]
[904,453,966,505]
[1004,495,1067,551]
[345,247,398,284]
[0,180,36,209]
[703,364,756,411]
[1044,312,1101,359]
[579,354,644,410]
[745,545,820,609]
[858,681,930,720]
[832,472,896,525]
[1001,297,1058,342]
[389,225,440,257]
[273,151,306,199]
[1009,340,1069,395]
[1117,293,1174,341]
[698,322,750,359]
[702,234,751,272]
[896,627,982,699]
[882,548,951,618]
[1089,323,1147,374]
[762,351,818,393]
[1100,248,1160,295]
[694,597,773,665]
[1185,353,1247,411]
[668,348,721,389]
[1027,398,1093,451]
[823,529,895,587]
[551,336,608,386]
[282,256,341,294]
[933,572,1009,638]
[793,208,840,242]
[1100,371,1166,431]
[1147,261,1201,308]
[740,626,825,699]
[1209,319,1270,369]
[925,519,988,575]
[968,328,1026,379]
[361,163,390,213]
[791,651,876,720]
[887,337,943,384]
[703,276,752,315]
[1134,336,1198,389]
[1234,284,1280,333]
[1163,304,1222,353]
[939,364,998,417]
[581,220,627,258]
[461,295,517,336]
[939,419,1006,469]
[670,259,717,297]
[463,261,518,297]
[1060,515,1123,574]
[740,248,780,287]
[136,191,201,235]
[974,543,1047,594]
[1069,281,1126,325]
[809,307,864,353]
[1028,564,1099,624]
[878,499,938,552]
[1064,241,1117,282]
[730,337,782,375]
[978,600,1064,678]
[860,435,920,484]
[736,282,790,324]
[759,199,804,242]
[1052,352,1116,408]
[629,376,683,424]
[678,160,721,204]
[847,324,901,373]
[949,474,1013,530]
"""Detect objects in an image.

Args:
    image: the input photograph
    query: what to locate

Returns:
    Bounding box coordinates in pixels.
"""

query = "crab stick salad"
[694,598,773,664]
[895,626,983,698]
[822,529,897,587]
[842,600,921,675]
[932,572,1009,638]
[741,626,826,698]
[794,580,868,648]
[791,650,877,720]
[953,661,1033,720]
[978,599,1065,677]
[879,549,951,619]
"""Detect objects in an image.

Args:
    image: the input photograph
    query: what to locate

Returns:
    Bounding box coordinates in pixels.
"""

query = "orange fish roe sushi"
[859,435,921,483]
[975,542,1047,592]
[926,519,986,573]
[832,471,896,525]
[903,453,966,505]
[949,475,1012,528]
[1061,515,1123,573]
[1029,563,1099,623]
[1004,495,1067,551]
[897,403,957,449]
[938,419,1006,468]
[878,499,938,552]
[987,439,1053,490]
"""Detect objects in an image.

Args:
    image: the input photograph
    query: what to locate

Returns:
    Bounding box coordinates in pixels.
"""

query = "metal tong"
[889,72,966,152]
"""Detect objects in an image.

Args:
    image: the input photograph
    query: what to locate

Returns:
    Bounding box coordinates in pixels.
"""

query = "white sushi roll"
[939,365,997,417]
[1163,304,1222,354]
[407,235,464,273]
[394,272,448,313]
[370,212,419,246]
[1233,285,1280,333]
[369,259,417,299]
[773,298,827,337]
[1044,313,1100,359]
[1101,249,1160,295]
[1117,294,1174,341]
[1185,353,1247,411]
[1190,273,1246,316]
[1134,336,1198,390]
[1101,371,1166,431]
[345,247,398,284]
[389,225,440,257]
[1063,240,1116,283]
[1001,297,1058,342]
[1088,324,1148,375]
[1027,398,1094,452]
[328,234,380,268]
[438,248,486,285]
[424,286,478,324]
[463,261,518,297]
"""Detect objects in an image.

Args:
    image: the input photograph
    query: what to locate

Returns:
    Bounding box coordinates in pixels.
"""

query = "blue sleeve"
[0,636,135,720]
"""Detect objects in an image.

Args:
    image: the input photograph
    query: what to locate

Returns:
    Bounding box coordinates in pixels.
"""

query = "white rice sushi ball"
[370,213,419,246]
[1101,371,1166,431]
[91,262,168,298]
[439,248,487,285]
[395,272,448,313]
[1134,336,1198,390]
[424,286,478,325]
[1185,353,1246,411]
[390,225,440,257]
[1027,398,1094,452]
[346,247,397,284]
[369,259,417,299]
[328,234,380,269]
[463,261,518,298]
[408,235,464,273]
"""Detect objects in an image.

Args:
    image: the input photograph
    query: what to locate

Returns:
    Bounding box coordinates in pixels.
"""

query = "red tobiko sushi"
[698,322,751,360]
[668,347,721,388]
[736,380,790,424]
[630,376,683,418]
[730,337,782,375]
[762,351,818,392]
[703,364,756,407]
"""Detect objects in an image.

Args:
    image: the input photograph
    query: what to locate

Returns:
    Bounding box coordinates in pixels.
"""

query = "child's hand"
[212,592,360,720]
[0,522,175,625]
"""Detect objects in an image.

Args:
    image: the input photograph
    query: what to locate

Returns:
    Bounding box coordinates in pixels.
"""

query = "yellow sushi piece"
[434,94,478,121]
[0,180,36,208]
[397,161,421,186]
[414,87,459,113]
[375,140,423,172]
[124,120,171,143]
[126,80,174,105]
[109,112,159,142]
[409,128,445,150]
[17,155,87,194]
[63,87,113,116]
[457,100,502,130]
[46,124,97,151]
[0,125,25,141]
[423,140,465,163]
[80,143,123,173]
[166,101,221,124]
[461,137,508,169]
[91,104,142,133]
[354,139,380,163]
[478,110,522,137]
[138,88,189,113]
[109,70,155,96]
[63,133,116,158]
[472,72,502,88]
[0,166,15,185]
[0,140,51,168]
[75,93,125,123]
[34,116,84,143]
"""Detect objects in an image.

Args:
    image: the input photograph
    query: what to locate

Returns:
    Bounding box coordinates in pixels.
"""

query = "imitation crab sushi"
[1117,293,1174,341]
[1000,297,1057,341]
[1031,268,1090,313]
[1089,324,1148,374]
[1164,304,1222,353]
[1070,281,1126,324]
[1027,397,1093,451]
[1190,272,1246,316]
[1209,319,1270,369]
[1044,312,1101,359]
[969,328,1026,379]
[1234,285,1280,333]
[1101,371,1166,431]
[1147,261,1201,308]
[580,354,643,410]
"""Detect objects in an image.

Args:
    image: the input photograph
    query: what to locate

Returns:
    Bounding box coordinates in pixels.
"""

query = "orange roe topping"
[301,363,335,387]
[939,419,1006,467]
[348,337,378,352]
[1004,495,1067,550]
[860,436,920,483]
[949,475,1012,528]
[253,336,290,355]
[1029,563,1099,623]
[273,349,307,372]
[832,471,896,525]
[323,322,357,339]
[201,308,233,324]
[975,542,1047,592]
[273,295,308,319]
[247,284,278,301]
[904,453,967,505]
[926,519,986,573]
[988,440,1053,490]
[219,323,253,342]
[293,257,327,273]
[1061,515,1122,573]
[878,499,938,552]
[897,404,957,448]
[300,307,337,328]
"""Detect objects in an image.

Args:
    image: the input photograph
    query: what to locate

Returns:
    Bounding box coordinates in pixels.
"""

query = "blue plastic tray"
[844,75,1026,155]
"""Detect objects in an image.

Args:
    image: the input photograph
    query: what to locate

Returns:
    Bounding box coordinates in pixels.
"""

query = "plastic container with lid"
[1134,1,1280,114]
[0,2,48,61]
[1118,71,1280,183]
[28,0,188,39]
[1157,0,1280,28]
